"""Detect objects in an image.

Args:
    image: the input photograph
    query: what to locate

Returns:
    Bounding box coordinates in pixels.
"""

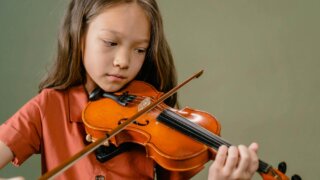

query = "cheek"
[83,49,113,75]
[130,58,145,76]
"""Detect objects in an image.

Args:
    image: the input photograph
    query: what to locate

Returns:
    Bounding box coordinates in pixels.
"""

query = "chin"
[100,82,126,93]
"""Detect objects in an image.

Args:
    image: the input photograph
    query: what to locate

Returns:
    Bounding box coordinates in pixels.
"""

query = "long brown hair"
[39,0,177,107]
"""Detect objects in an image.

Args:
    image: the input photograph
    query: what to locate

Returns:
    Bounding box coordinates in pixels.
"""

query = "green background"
[1,0,319,179]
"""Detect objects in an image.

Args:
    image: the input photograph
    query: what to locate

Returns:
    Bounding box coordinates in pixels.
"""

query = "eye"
[135,48,147,54]
[103,41,117,47]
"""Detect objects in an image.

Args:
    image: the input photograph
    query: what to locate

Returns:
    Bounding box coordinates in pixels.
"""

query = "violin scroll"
[277,162,301,180]
[260,161,301,180]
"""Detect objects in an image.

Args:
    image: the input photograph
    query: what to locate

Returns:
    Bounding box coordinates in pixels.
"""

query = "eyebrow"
[100,29,120,35]
[100,29,150,44]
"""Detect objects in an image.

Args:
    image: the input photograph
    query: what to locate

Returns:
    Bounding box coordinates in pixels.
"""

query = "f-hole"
[118,118,149,126]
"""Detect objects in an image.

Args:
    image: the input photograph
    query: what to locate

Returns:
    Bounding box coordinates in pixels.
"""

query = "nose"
[113,48,130,69]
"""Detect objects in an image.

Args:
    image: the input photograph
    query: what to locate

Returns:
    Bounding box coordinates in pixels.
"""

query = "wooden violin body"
[83,81,220,171]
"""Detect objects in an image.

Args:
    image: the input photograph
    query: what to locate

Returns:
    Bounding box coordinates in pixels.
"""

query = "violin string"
[118,95,230,148]
[129,96,231,148]
[167,110,231,149]
[128,96,222,145]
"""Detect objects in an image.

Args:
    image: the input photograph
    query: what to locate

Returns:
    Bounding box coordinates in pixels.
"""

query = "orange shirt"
[0,85,203,179]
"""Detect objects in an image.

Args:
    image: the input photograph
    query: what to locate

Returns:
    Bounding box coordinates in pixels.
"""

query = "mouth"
[106,73,126,81]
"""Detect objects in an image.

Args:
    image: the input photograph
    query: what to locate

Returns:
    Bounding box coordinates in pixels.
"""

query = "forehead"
[87,2,151,41]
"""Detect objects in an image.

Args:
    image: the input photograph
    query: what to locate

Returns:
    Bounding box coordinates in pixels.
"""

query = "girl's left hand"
[208,143,259,180]
[0,177,25,180]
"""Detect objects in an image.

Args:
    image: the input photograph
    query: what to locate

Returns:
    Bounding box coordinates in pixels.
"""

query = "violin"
[39,70,301,180]
[84,80,220,171]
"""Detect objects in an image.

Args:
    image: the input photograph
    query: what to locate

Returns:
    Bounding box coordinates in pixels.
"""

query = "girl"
[0,0,258,179]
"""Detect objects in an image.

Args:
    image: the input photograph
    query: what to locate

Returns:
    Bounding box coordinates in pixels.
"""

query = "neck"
[84,75,98,95]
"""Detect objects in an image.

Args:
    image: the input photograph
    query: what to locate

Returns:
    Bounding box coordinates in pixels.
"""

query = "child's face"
[83,3,150,93]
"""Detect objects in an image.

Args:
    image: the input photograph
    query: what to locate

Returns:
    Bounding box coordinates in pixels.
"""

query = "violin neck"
[157,109,271,174]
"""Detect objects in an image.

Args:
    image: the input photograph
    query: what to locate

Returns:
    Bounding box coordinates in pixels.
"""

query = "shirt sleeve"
[0,92,45,166]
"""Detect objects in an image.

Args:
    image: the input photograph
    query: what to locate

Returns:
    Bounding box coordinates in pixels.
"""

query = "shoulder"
[40,86,88,122]
[29,86,86,112]
[39,87,67,99]
[31,88,67,108]
[37,85,85,102]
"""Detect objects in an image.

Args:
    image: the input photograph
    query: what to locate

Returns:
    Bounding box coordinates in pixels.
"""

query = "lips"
[106,73,126,81]
[108,74,125,79]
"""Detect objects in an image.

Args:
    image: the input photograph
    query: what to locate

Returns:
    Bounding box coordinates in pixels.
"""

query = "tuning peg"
[278,161,287,174]
[291,174,302,180]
